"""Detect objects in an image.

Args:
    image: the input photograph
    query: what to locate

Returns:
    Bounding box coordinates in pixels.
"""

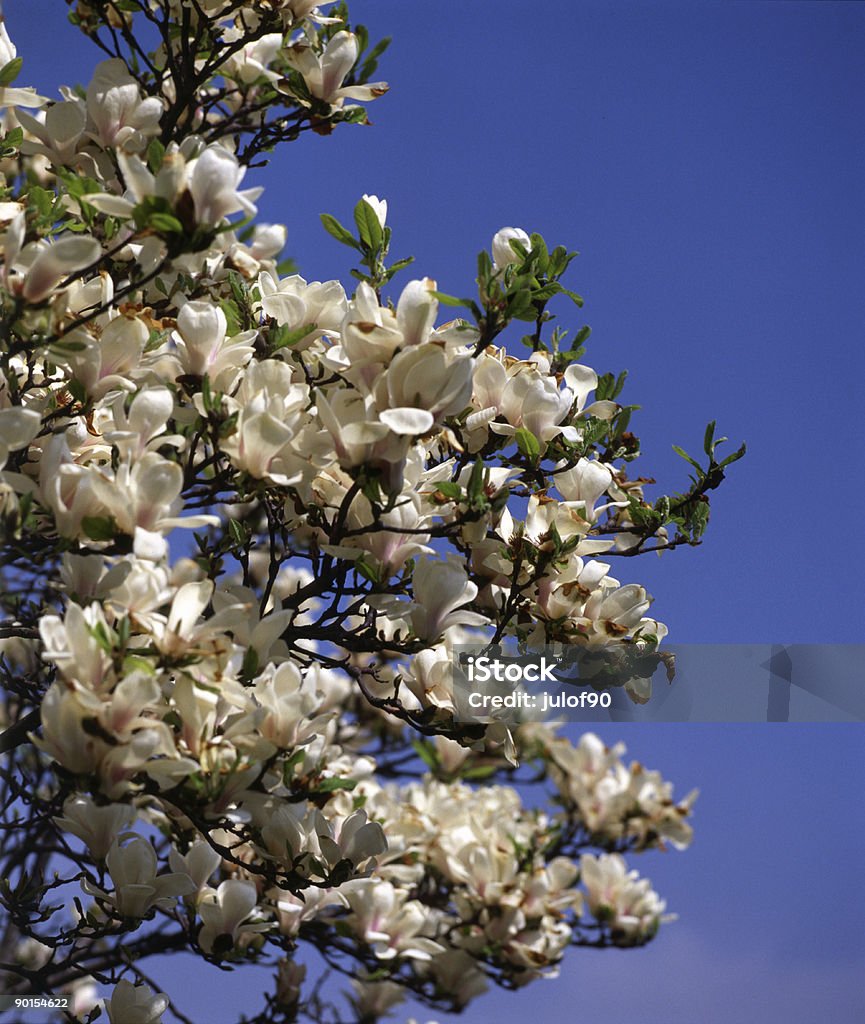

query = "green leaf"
[386,255,414,278]
[146,138,165,175]
[612,406,632,437]
[218,411,238,438]
[320,212,358,248]
[2,126,23,149]
[220,298,241,335]
[81,516,116,542]
[434,481,462,500]
[515,427,541,461]
[149,212,183,234]
[672,444,704,475]
[269,323,316,350]
[430,290,469,308]
[533,282,565,303]
[509,238,530,262]
[719,442,746,468]
[529,233,550,273]
[282,748,307,783]
[353,199,383,251]
[0,58,23,87]
[313,777,358,794]
[411,739,439,771]
[201,374,214,413]
[228,518,248,546]
[227,270,248,308]
[703,420,716,456]
[466,458,485,504]
[476,248,493,281]
[507,291,536,321]
[596,369,628,402]
[240,646,259,682]
[359,36,391,82]
[354,556,381,584]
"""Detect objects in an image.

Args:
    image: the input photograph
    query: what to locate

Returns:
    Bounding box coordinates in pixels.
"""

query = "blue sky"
[5,1,864,1021]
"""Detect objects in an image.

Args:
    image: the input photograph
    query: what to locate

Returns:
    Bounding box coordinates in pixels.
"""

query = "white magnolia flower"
[491,227,531,270]
[85,59,162,149]
[168,841,221,900]
[347,491,434,577]
[258,271,347,342]
[249,222,287,260]
[174,300,255,387]
[379,344,474,436]
[403,645,456,711]
[198,879,267,954]
[344,880,443,961]
[221,359,312,484]
[494,363,575,443]
[59,312,148,398]
[86,451,219,556]
[583,582,653,638]
[39,601,115,690]
[284,31,388,107]
[580,853,670,943]
[102,143,261,229]
[189,145,262,226]
[409,556,488,640]
[54,795,136,860]
[16,101,86,166]
[0,18,15,66]
[554,457,626,523]
[105,388,178,462]
[426,950,488,1008]
[330,281,404,381]
[319,808,387,869]
[91,836,195,918]
[220,31,284,84]
[107,979,168,1024]
[533,556,611,621]
[316,388,407,478]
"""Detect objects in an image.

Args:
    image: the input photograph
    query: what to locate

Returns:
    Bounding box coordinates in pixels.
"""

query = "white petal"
[82,193,135,217]
[379,407,434,436]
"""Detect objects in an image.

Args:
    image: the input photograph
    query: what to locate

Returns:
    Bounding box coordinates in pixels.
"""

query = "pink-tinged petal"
[22,236,101,302]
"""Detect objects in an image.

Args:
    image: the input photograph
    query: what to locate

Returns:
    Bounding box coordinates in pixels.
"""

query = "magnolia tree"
[0,3,744,1022]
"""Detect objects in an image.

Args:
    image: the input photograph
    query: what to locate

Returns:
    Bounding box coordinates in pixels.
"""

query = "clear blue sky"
[5,2,864,1022]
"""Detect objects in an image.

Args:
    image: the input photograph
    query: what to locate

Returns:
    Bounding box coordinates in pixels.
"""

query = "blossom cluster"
[0,2,734,1019]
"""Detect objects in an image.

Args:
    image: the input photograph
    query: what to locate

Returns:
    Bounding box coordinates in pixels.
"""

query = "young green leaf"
[515,427,541,461]
[672,444,704,475]
[353,199,383,251]
[0,58,23,87]
[320,212,358,248]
